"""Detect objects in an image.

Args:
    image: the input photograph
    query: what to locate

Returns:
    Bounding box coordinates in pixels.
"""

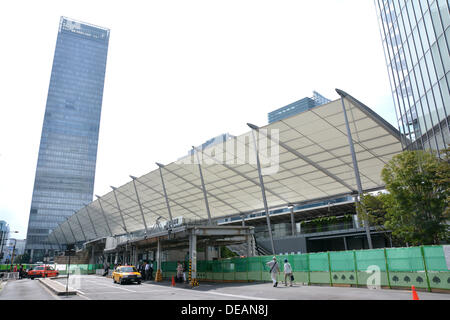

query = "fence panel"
[291,254,309,284]
[308,252,330,284]
[386,247,428,289]
[330,251,357,285]
[423,246,450,290]
[212,260,223,281]
[161,261,177,279]
[222,259,235,281]
[204,260,214,281]
[247,256,263,281]
[197,260,208,280]
[234,258,248,281]
[355,249,389,287]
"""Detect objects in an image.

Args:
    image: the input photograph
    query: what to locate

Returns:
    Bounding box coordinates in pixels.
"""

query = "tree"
[380,149,449,245]
[356,192,396,243]
[220,246,238,258]
[13,253,30,264]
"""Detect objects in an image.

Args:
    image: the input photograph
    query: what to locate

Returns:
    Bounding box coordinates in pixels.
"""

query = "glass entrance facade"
[375,0,450,154]
[25,17,110,262]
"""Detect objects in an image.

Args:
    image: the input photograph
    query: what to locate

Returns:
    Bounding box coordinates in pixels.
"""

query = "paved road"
[1,276,449,300]
[52,275,450,300]
[0,279,63,300]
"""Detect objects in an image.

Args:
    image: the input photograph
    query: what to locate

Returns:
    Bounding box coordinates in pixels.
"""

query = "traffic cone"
[411,286,419,300]
[172,276,176,287]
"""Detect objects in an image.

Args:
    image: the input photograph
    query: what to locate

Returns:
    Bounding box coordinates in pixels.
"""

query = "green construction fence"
[158,245,449,291]
[56,264,104,275]
[2,246,448,291]
[0,264,104,275]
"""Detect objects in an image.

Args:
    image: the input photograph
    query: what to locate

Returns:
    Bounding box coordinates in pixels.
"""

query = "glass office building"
[268,91,331,124]
[25,17,110,262]
[375,0,449,154]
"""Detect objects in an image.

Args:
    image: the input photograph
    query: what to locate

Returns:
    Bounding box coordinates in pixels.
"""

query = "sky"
[0,0,396,238]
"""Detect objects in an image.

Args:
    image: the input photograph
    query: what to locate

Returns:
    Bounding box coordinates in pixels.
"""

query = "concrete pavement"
[0,279,59,300]
[1,275,449,300]
[54,275,450,300]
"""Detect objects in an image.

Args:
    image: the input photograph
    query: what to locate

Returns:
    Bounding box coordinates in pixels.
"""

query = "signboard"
[444,245,450,270]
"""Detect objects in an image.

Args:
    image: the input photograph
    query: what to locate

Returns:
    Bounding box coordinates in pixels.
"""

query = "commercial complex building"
[375,0,449,154]
[48,90,404,266]
[268,91,331,124]
[0,221,10,263]
[186,133,235,157]
[1,239,26,264]
[25,17,110,262]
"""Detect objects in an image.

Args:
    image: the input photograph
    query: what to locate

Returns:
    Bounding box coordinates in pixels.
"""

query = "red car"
[27,265,59,279]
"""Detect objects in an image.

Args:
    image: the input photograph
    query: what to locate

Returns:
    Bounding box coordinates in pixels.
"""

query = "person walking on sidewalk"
[283,259,293,287]
[144,261,150,280]
[19,265,24,279]
[176,261,183,283]
[266,257,280,287]
[149,260,154,280]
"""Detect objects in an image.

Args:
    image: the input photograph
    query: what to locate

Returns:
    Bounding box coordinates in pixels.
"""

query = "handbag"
[290,274,294,281]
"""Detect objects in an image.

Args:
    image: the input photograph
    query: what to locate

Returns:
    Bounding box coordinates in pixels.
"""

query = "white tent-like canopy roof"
[49,90,405,245]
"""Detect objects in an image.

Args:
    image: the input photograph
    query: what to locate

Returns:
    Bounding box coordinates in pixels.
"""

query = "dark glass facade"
[25,17,109,262]
[375,0,450,154]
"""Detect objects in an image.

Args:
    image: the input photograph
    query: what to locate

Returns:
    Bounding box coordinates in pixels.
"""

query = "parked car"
[112,265,142,285]
[27,265,59,279]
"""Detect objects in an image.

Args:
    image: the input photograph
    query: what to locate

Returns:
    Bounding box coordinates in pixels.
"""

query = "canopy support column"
[66,218,77,244]
[58,224,69,245]
[91,245,95,265]
[156,163,174,225]
[339,96,373,249]
[189,231,198,286]
[74,212,87,242]
[247,229,253,257]
[96,196,114,237]
[289,205,296,236]
[248,123,356,192]
[155,237,162,282]
[130,176,149,236]
[193,147,212,225]
[249,127,276,255]
[111,186,129,236]
[52,232,63,251]
[84,205,99,238]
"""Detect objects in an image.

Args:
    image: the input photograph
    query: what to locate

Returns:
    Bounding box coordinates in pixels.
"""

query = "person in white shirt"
[145,262,150,280]
[149,261,154,280]
[283,259,293,287]
[266,257,280,287]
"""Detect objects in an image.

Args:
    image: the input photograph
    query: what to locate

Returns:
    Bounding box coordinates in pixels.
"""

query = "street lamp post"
[288,204,296,236]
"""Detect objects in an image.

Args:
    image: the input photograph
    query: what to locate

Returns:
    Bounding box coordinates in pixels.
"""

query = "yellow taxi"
[112,265,142,285]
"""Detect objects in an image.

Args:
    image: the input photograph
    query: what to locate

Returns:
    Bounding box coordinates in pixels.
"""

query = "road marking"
[81,279,137,292]
[192,290,273,300]
[75,290,91,300]
[154,284,274,300]
[71,277,271,300]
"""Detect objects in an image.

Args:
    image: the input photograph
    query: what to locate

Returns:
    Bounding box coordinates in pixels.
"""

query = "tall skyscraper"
[375,0,449,155]
[268,91,331,124]
[25,17,110,262]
